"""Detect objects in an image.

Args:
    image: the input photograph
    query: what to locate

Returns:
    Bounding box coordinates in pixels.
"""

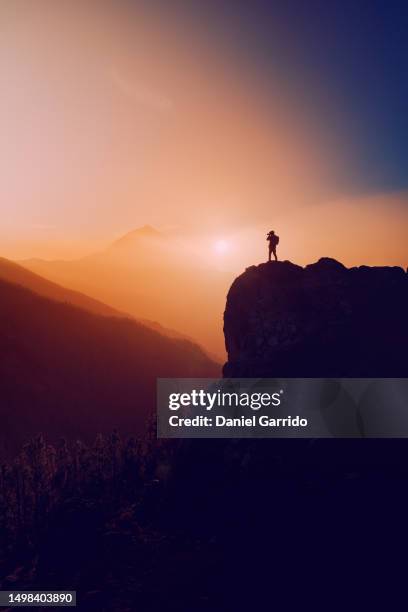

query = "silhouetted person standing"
[267,230,279,262]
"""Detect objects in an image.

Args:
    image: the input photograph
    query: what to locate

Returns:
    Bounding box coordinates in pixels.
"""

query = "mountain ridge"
[110,225,164,250]
[0,257,123,317]
[17,226,230,358]
[0,256,209,347]
[0,276,219,457]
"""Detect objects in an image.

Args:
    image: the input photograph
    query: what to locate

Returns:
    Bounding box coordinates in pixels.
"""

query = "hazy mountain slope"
[0,278,220,457]
[0,257,122,317]
[0,256,202,345]
[20,227,231,358]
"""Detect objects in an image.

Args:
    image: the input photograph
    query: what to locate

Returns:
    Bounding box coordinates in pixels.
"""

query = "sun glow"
[213,239,230,255]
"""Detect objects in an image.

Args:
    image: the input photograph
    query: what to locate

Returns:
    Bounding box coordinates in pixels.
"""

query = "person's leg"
[273,248,277,261]
[268,246,272,262]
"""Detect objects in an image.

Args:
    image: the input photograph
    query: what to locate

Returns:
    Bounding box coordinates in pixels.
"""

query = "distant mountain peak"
[111,225,163,249]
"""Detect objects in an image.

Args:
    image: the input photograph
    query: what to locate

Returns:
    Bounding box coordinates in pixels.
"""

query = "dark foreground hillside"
[1,259,407,609]
[0,279,219,457]
[1,432,408,611]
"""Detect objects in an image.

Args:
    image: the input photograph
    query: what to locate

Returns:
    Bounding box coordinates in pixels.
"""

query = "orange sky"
[1,0,407,271]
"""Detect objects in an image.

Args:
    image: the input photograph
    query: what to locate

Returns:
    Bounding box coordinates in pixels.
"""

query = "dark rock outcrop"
[223,258,408,377]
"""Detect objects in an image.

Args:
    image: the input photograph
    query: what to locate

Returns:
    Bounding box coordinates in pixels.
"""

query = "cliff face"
[223,258,408,377]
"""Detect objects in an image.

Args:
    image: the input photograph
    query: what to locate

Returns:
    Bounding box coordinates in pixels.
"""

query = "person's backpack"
[268,232,279,246]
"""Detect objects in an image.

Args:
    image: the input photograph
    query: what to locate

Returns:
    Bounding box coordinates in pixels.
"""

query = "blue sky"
[169,0,408,194]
